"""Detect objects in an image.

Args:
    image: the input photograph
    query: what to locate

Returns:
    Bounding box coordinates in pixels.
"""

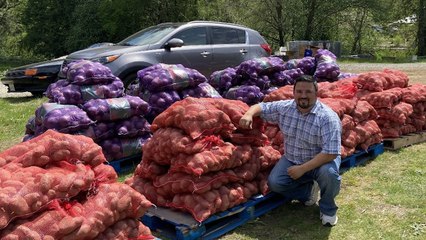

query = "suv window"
[172,27,207,46]
[211,27,246,44]
[119,25,179,46]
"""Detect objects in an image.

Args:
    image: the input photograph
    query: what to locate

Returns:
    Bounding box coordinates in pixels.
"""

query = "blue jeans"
[268,155,341,216]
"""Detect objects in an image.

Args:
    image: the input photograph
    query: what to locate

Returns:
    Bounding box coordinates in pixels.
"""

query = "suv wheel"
[122,73,138,90]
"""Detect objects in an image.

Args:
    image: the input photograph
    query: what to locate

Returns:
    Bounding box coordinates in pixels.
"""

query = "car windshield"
[118,24,180,46]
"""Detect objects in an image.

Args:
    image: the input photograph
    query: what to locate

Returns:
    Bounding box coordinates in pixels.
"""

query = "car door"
[209,27,248,72]
[161,26,212,77]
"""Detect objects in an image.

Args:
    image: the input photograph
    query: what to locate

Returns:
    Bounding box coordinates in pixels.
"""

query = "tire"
[121,73,138,92]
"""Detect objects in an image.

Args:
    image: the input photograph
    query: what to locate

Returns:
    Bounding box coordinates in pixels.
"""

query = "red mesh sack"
[357,88,403,109]
[411,101,426,114]
[376,102,413,124]
[318,77,358,99]
[0,200,86,239]
[263,85,294,102]
[382,69,409,89]
[401,84,426,103]
[407,114,426,131]
[167,181,259,222]
[60,183,152,239]
[254,145,281,170]
[351,100,378,123]
[125,176,169,206]
[153,156,261,196]
[341,145,355,159]
[142,128,225,165]
[354,120,383,150]
[94,218,155,240]
[151,97,236,139]
[134,157,168,180]
[319,98,357,118]
[0,129,105,168]
[0,161,94,230]
[341,129,359,148]
[169,143,253,176]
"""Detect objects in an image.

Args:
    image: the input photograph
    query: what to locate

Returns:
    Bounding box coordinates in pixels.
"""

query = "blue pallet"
[340,143,384,173]
[142,192,287,240]
[107,154,142,174]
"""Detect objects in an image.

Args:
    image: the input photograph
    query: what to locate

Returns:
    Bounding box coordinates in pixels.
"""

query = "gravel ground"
[1,62,425,98]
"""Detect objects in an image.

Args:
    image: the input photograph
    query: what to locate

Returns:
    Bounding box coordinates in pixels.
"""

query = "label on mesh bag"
[167,65,190,90]
[107,98,131,120]
[80,85,105,100]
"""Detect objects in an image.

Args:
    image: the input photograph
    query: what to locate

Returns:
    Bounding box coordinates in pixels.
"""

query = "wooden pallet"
[107,154,141,174]
[340,143,384,173]
[383,131,426,150]
[141,192,287,240]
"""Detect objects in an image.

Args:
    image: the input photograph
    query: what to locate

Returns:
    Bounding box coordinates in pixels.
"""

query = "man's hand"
[239,114,253,129]
[287,165,306,180]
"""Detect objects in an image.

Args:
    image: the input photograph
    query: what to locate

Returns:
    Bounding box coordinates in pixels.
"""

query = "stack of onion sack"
[44,60,124,105]
[262,77,382,158]
[354,69,426,138]
[125,97,281,222]
[25,60,153,161]
[0,130,155,239]
[126,63,221,122]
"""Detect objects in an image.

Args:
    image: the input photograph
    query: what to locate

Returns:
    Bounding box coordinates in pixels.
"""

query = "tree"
[417,0,425,56]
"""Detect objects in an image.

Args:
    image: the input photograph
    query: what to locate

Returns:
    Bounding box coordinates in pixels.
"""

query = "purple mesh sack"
[338,72,358,79]
[270,68,304,86]
[244,75,271,90]
[25,116,36,135]
[83,95,150,121]
[209,67,239,93]
[116,115,152,138]
[223,85,264,105]
[283,59,300,70]
[44,79,69,99]
[137,63,207,92]
[297,57,316,75]
[34,102,94,133]
[100,134,152,161]
[314,49,340,81]
[65,60,116,85]
[46,77,125,104]
[76,121,116,142]
[142,90,181,118]
[236,57,285,79]
[180,82,223,99]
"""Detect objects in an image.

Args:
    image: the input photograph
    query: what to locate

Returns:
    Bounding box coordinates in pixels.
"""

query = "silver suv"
[61,21,271,86]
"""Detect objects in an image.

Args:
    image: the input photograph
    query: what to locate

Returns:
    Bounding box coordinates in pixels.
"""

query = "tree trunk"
[304,0,317,40]
[275,1,285,46]
[417,0,426,56]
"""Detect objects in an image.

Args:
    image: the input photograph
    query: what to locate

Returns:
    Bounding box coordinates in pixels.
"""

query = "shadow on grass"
[225,201,332,239]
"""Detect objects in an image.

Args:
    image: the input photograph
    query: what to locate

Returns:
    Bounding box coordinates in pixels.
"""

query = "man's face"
[294,81,317,112]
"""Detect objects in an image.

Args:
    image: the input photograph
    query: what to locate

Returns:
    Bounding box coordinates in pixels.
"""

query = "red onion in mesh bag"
[47,77,125,104]
[297,56,316,75]
[236,56,285,79]
[244,75,271,90]
[76,121,116,142]
[209,67,239,93]
[270,68,304,86]
[180,82,223,99]
[137,63,207,92]
[223,85,264,105]
[314,49,340,81]
[65,60,116,85]
[44,79,69,99]
[100,134,152,161]
[83,95,150,121]
[35,103,94,133]
[115,115,151,138]
[142,90,181,119]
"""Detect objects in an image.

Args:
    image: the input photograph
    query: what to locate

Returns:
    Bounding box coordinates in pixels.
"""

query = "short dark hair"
[294,75,318,91]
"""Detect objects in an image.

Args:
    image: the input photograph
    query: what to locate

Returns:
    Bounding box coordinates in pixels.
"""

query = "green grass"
[0,96,47,151]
